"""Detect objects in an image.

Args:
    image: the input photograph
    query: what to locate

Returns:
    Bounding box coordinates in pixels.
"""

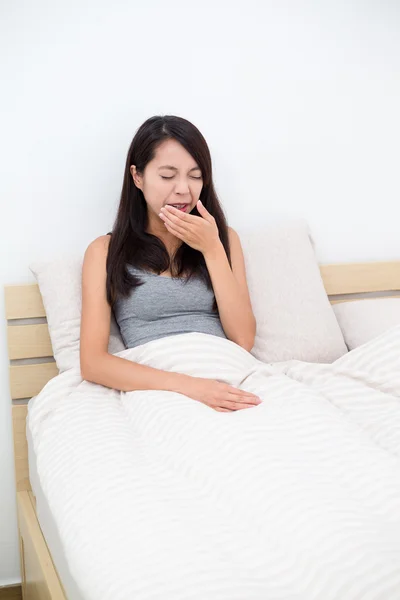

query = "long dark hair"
[106,115,231,312]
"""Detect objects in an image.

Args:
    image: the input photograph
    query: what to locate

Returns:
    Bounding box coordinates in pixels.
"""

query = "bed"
[5,259,400,600]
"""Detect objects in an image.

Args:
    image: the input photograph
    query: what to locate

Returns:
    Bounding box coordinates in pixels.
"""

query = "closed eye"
[161,175,202,180]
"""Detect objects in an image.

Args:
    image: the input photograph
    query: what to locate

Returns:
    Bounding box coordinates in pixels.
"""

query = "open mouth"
[167,203,189,212]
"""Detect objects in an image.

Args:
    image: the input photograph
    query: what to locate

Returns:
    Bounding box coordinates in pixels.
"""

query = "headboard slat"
[5,284,46,319]
[10,363,59,400]
[8,324,53,360]
[320,261,400,296]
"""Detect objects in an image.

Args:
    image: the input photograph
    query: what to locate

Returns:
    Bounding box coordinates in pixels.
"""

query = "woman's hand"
[180,376,262,412]
[159,200,221,255]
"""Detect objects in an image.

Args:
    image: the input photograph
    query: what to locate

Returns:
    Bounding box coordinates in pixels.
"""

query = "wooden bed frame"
[5,260,400,600]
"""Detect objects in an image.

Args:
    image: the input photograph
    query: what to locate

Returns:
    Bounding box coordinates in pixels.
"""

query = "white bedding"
[28,326,400,600]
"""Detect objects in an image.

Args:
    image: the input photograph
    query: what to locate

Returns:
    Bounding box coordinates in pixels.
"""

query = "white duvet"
[28,325,400,600]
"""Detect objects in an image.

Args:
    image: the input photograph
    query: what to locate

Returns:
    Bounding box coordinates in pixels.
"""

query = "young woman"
[80,115,261,412]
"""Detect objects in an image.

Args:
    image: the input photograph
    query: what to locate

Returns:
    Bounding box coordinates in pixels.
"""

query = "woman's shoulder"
[84,234,111,262]
[227,225,238,239]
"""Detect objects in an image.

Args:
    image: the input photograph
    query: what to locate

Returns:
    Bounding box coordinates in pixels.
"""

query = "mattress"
[27,405,84,600]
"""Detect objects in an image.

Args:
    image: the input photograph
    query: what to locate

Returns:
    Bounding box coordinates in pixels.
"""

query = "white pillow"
[30,256,125,373]
[333,298,400,350]
[238,219,348,363]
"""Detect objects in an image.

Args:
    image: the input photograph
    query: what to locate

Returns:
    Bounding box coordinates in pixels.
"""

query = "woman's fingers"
[228,386,260,400]
[221,400,258,411]
[228,392,261,405]
[213,384,262,411]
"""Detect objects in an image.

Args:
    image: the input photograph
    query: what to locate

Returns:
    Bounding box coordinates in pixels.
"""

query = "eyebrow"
[158,165,201,172]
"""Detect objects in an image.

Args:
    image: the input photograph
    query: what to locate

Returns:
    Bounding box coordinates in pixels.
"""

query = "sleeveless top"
[113,265,227,349]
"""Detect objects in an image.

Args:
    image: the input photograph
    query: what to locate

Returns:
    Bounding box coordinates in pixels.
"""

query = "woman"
[80,115,261,412]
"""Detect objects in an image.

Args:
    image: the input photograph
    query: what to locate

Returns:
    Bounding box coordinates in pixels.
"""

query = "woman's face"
[130,139,203,230]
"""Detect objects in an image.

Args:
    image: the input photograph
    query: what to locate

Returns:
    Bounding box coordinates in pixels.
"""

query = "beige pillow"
[238,219,348,363]
[30,257,125,373]
[333,298,400,349]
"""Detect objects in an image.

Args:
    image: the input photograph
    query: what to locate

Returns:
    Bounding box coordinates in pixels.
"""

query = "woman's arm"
[204,227,256,351]
[80,236,189,392]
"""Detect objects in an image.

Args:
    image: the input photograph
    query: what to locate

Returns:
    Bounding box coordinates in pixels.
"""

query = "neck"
[146,213,180,252]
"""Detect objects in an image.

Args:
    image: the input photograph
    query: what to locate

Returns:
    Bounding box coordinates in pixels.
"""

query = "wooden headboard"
[320,261,400,301]
[5,284,58,492]
[5,260,400,492]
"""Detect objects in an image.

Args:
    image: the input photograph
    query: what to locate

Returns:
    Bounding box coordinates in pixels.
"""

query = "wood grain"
[12,405,30,492]
[9,363,58,401]
[17,491,66,600]
[320,260,400,296]
[7,324,53,360]
[4,285,45,319]
[0,585,22,599]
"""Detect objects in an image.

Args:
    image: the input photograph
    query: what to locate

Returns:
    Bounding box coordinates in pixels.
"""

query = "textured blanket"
[28,326,400,600]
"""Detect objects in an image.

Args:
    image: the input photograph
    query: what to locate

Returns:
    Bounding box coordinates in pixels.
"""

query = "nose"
[174,177,190,195]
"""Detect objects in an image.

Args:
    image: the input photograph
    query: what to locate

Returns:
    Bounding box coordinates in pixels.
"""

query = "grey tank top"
[113,265,227,349]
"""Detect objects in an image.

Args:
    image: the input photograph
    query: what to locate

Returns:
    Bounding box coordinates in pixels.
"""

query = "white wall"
[1,0,399,584]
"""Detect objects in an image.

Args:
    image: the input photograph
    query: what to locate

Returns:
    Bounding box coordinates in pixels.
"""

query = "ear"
[130,165,143,190]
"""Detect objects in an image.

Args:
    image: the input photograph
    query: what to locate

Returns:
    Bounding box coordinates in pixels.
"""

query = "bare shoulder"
[227,226,241,246]
[227,226,246,269]
[84,234,111,261]
[86,234,111,253]
[227,226,251,299]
